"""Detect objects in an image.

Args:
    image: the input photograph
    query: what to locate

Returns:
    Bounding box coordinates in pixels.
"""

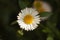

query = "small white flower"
[33,1,52,12]
[17,8,41,31]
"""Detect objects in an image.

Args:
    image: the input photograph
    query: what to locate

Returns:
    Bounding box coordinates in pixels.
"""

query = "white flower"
[17,8,41,31]
[33,1,52,12]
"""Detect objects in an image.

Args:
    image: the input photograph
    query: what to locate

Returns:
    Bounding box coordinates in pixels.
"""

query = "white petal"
[31,11,39,16]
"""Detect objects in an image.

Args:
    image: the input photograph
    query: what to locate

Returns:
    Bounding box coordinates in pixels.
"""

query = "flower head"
[17,8,41,31]
[33,1,52,12]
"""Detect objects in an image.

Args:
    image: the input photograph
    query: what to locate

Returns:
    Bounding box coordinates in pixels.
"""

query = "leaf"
[40,12,52,20]
[47,33,54,40]
[17,30,23,36]
[19,0,29,9]
[47,35,53,40]
[40,12,52,17]
[11,20,17,25]
[42,27,52,33]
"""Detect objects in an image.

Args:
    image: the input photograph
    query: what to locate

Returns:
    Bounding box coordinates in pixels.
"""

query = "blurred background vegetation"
[0,0,60,40]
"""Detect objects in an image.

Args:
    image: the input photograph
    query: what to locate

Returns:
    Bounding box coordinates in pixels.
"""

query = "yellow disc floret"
[33,1,45,12]
[37,7,44,12]
[34,1,41,9]
[24,14,33,24]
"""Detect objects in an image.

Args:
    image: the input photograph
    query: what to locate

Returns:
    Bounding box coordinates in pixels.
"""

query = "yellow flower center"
[33,1,45,12]
[24,14,33,24]
[34,1,41,9]
[38,7,45,12]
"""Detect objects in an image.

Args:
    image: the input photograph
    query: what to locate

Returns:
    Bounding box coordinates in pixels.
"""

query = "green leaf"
[47,35,53,40]
[19,0,29,9]
[40,12,52,17]
[17,30,23,36]
[42,27,52,33]
[11,20,17,25]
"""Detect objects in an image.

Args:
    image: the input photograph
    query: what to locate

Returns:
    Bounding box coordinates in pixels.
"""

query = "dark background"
[0,0,60,40]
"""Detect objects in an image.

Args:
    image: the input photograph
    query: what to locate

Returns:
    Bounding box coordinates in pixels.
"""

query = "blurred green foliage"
[0,0,60,40]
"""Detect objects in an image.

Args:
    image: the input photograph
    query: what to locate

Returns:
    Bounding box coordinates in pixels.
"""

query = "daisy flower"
[33,1,52,12]
[17,8,41,31]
